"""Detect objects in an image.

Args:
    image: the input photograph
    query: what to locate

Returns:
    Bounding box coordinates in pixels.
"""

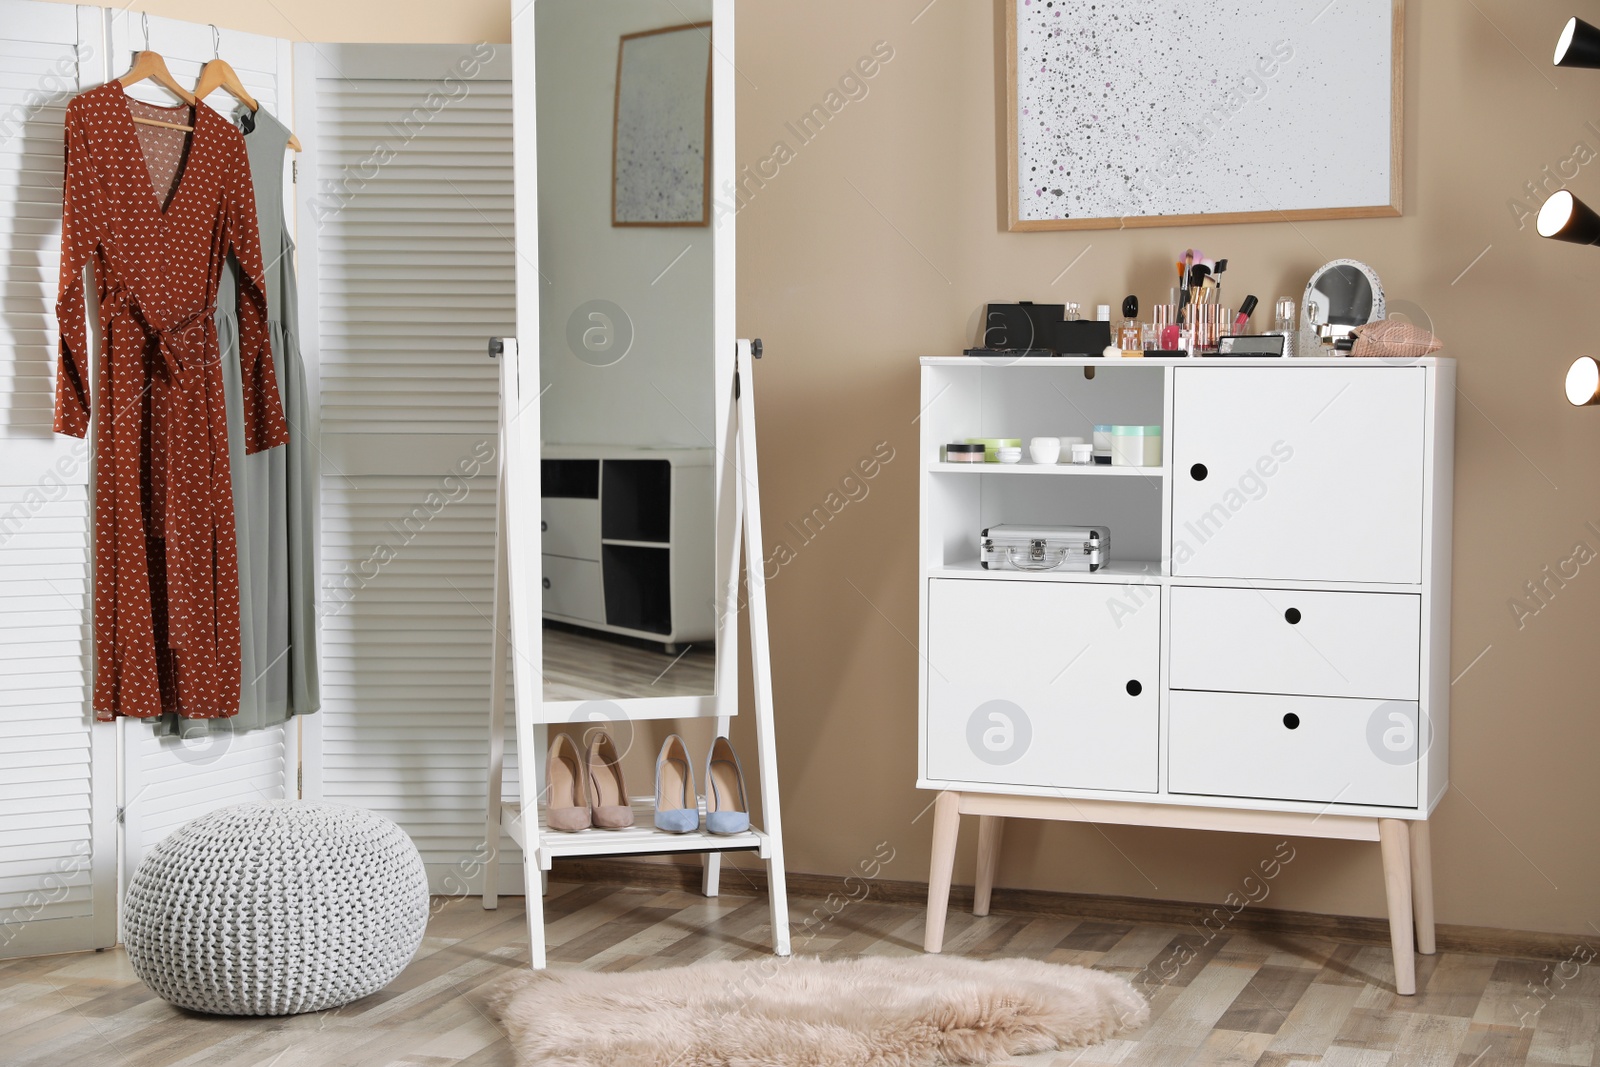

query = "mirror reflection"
[536,0,717,703]
[1303,260,1384,344]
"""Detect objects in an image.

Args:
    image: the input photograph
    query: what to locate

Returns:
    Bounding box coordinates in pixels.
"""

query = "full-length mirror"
[534,0,722,707]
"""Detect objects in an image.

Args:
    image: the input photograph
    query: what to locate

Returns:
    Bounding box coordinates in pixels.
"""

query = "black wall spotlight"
[1537,189,1600,245]
[1550,20,1600,408]
[1555,16,1600,68]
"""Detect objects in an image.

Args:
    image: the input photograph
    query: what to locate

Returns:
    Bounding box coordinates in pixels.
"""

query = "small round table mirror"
[1302,259,1385,347]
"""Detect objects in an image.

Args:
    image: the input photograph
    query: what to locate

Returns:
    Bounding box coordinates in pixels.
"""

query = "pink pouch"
[1350,319,1443,358]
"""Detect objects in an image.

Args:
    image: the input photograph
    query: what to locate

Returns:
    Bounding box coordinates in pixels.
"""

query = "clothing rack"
[480,338,791,970]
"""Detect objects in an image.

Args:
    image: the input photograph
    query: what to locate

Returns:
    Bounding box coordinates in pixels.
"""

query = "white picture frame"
[1006,0,1404,231]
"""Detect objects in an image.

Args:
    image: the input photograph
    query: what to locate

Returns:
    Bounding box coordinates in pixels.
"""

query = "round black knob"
[1284,607,1302,625]
[1283,713,1300,730]
[1190,463,1208,481]
[542,577,551,589]
[1126,680,1142,696]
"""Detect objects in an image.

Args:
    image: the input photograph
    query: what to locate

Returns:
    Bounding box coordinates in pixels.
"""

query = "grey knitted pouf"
[123,801,430,1016]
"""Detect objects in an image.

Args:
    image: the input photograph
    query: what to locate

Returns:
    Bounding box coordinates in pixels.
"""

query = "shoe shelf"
[500,798,770,871]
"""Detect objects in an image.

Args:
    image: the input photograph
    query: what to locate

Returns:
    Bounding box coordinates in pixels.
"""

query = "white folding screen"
[0,3,299,956]
[296,43,522,894]
[0,15,520,957]
[107,11,300,883]
[0,0,112,959]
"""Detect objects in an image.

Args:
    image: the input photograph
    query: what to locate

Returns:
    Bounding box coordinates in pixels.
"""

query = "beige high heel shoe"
[585,730,634,829]
[545,732,591,832]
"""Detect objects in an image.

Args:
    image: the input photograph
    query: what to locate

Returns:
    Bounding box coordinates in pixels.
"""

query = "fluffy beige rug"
[491,954,1148,1066]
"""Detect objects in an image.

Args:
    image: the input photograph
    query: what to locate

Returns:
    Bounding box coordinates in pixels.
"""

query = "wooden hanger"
[119,14,195,132]
[194,25,302,152]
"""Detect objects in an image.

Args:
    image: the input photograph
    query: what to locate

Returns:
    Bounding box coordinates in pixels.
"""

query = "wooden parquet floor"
[0,880,1593,1067]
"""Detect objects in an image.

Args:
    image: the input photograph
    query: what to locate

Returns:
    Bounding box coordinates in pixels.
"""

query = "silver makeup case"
[979,524,1110,572]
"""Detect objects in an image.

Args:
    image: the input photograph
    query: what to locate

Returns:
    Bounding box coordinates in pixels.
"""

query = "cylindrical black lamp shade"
[1537,190,1600,244]
[1566,357,1600,406]
[1555,17,1600,68]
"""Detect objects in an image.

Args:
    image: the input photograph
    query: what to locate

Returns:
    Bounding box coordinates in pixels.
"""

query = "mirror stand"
[481,339,791,970]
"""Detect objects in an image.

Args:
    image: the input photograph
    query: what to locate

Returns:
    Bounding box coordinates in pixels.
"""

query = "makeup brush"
[1213,258,1229,299]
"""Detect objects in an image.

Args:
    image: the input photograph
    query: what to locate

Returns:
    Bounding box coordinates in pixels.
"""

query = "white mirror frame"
[1302,258,1386,332]
[505,0,738,727]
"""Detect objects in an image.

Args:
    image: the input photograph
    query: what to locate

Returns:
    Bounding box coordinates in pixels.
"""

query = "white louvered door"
[108,12,300,884]
[0,0,113,959]
[295,43,524,893]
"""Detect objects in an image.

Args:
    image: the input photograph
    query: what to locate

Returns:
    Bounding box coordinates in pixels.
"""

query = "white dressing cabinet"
[917,356,1454,996]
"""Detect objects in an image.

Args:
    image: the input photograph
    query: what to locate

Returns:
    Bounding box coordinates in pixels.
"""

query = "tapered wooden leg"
[1409,819,1436,955]
[1378,818,1415,995]
[923,791,962,953]
[973,815,1005,917]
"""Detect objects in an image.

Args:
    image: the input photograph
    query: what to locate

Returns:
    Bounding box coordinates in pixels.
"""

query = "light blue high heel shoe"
[654,734,699,834]
[704,736,750,835]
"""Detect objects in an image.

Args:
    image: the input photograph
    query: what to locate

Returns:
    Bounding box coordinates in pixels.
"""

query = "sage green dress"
[229,104,319,728]
[155,105,318,737]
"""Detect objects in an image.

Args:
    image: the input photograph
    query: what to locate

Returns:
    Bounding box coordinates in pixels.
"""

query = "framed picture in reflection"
[613,22,712,226]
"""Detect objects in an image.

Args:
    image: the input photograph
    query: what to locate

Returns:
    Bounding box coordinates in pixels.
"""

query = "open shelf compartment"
[920,359,1169,577]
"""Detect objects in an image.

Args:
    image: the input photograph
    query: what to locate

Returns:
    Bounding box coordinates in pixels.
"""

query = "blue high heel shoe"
[654,734,699,834]
[704,736,750,835]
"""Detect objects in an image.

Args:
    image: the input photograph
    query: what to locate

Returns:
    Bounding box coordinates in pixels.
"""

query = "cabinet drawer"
[925,579,1159,794]
[1169,691,1418,808]
[1169,587,1419,700]
[541,554,603,624]
[541,498,600,561]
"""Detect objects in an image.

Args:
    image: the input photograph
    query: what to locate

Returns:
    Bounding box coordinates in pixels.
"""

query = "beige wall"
[69,0,1600,937]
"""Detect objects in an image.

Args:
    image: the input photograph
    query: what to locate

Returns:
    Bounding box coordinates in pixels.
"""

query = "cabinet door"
[925,579,1159,793]
[1171,368,1426,583]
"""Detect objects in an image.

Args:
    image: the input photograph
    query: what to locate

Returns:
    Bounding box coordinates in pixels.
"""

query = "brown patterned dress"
[54,82,290,722]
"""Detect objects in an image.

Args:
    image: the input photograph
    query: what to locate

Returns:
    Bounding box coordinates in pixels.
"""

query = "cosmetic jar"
[996,446,1023,464]
[1092,425,1114,465]
[965,437,1022,463]
[1028,437,1061,464]
[1070,443,1094,465]
[1111,425,1162,467]
[944,443,986,463]
[1055,435,1086,463]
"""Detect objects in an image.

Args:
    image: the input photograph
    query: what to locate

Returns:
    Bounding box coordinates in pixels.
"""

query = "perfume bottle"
[1064,302,1081,321]
[1272,297,1297,357]
[1118,295,1141,353]
[1274,298,1296,335]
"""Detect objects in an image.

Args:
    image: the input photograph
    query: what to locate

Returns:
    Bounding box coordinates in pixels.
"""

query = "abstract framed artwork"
[1005,0,1403,231]
[613,21,712,227]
